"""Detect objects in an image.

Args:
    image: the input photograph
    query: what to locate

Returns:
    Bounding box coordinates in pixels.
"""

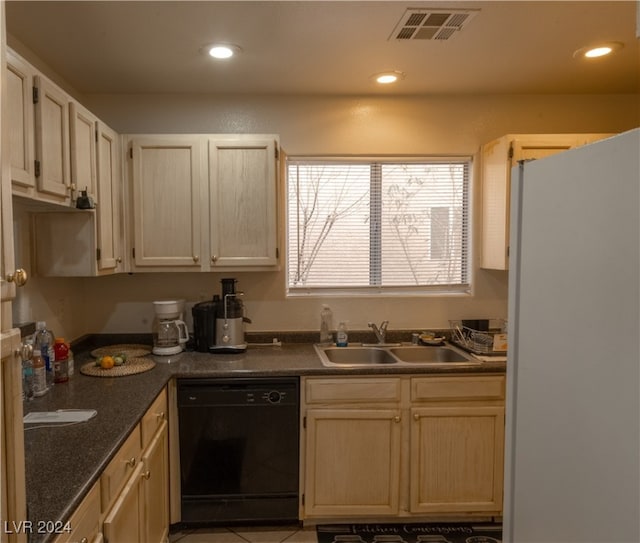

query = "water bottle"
[22,340,35,400]
[35,321,55,388]
[336,321,349,347]
[320,304,333,344]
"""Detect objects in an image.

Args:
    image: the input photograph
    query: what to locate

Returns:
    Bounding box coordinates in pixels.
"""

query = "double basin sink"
[314,342,480,368]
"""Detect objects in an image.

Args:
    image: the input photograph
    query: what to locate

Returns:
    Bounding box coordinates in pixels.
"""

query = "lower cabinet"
[305,408,402,516]
[103,388,169,543]
[53,482,102,543]
[103,421,168,543]
[301,375,505,521]
[55,387,169,543]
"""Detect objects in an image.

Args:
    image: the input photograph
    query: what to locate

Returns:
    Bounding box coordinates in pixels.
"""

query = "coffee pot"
[152,300,189,355]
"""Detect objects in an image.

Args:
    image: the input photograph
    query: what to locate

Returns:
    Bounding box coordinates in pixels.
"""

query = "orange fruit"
[100,356,115,369]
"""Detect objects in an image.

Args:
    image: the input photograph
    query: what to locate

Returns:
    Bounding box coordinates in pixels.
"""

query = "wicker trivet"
[80,356,155,378]
[90,344,152,359]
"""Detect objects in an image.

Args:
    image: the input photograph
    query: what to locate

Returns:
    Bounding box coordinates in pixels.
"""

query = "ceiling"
[5,1,639,96]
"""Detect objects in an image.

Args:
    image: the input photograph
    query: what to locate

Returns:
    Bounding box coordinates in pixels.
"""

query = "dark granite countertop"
[22,339,505,542]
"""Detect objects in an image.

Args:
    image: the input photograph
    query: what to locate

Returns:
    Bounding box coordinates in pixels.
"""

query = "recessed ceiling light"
[574,42,623,59]
[203,44,242,60]
[372,71,405,85]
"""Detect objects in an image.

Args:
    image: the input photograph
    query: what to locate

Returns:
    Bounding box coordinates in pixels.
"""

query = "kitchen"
[1,2,639,543]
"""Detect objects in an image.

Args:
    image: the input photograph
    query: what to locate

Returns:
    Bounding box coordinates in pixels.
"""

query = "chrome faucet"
[368,321,389,344]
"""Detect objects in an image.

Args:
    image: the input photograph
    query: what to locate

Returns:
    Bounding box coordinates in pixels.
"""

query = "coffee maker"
[152,300,189,355]
[191,278,250,353]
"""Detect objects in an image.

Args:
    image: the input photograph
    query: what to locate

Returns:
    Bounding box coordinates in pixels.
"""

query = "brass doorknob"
[6,268,28,286]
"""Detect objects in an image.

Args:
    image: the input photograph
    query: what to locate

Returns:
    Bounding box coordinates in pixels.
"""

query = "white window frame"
[286,156,473,297]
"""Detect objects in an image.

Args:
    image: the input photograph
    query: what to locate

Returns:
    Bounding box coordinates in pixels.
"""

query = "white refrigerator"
[504,128,640,543]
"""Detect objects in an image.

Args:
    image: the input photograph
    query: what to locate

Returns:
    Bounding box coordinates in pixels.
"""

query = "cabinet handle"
[394,416,401,423]
[211,255,218,263]
[142,470,151,480]
[193,255,199,263]
[413,413,420,421]
[15,342,34,361]
[6,268,28,287]
[126,457,136,468]
[80,538,88,543]
[156,412,166,422]
[116,257,122,264]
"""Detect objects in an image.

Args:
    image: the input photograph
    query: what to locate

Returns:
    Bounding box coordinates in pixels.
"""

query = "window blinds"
[287,159,470,293]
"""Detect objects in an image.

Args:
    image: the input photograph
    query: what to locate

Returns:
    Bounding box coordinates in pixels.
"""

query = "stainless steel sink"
[314,343,480,368]
[323,347,397,365]
[390,346,469,363]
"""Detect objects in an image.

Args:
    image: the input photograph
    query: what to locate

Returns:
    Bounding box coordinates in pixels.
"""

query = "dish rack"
[449,319,507,355]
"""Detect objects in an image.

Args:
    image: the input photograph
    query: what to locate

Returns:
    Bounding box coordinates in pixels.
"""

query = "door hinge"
[129,147,133,159]
[508,144,514,160]
[274,144,279,160]
[132,247,136,259]
[275,247,279,260]
[301,493,305,506]
[95,127,99,142]
[32,86,39,104]
[34,160,41,178]
[96,248,101,261]
[303,416,306,429]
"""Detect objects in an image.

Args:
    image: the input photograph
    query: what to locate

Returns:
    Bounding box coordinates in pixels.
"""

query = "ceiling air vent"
[390,8,479,41]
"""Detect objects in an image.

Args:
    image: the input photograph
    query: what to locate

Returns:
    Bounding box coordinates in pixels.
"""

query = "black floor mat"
[316,523,502,543]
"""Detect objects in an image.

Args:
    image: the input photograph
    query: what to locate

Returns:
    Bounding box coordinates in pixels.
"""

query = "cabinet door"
[1,330,27,543]
[6,51,34,191]
[34,75,71,203]
[102,463,144,543]
[410,405,504,514]
[208,136,278,268]
[480,133,612,270]
[52,482,100,543]
[96,121,122,273]
[131,137,203,269]
[141,421,169,543]
[304,408,401,517]
[69,101,98,203]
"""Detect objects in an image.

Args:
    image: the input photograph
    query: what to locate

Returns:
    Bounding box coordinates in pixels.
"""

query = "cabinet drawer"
[100,425,142,513]
[411,376,505,402]
[141,387,168,449]
[53,481,101,543]
[305,377,402,404]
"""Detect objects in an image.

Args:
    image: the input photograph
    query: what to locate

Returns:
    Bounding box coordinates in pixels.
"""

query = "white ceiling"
[5,0,639,96]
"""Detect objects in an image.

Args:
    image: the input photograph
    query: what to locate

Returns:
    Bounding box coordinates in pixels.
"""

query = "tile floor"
[169,525,319,543]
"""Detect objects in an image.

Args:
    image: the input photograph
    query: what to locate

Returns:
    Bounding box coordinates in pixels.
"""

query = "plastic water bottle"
[320,305,333,344]
[22,340,34,400]
[35,321,55,388]
[336,321,348,347]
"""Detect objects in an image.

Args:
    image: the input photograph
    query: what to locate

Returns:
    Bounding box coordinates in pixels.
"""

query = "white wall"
[12,92,639,338]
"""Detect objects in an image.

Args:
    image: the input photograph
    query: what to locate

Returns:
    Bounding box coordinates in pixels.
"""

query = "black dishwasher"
[177,377,299,525]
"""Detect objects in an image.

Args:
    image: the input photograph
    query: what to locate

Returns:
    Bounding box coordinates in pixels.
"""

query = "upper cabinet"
[95,120,123,273]
[7,49,124,277]
[127,134,280,273]
[33,74,72,204]
[480,133,612,270]
[208,136,278,268]
[6,50,35,193]
[129,135,205,271]
[69,101,98,203]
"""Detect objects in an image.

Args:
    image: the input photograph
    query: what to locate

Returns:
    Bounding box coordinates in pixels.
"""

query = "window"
[287,158,470,295]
